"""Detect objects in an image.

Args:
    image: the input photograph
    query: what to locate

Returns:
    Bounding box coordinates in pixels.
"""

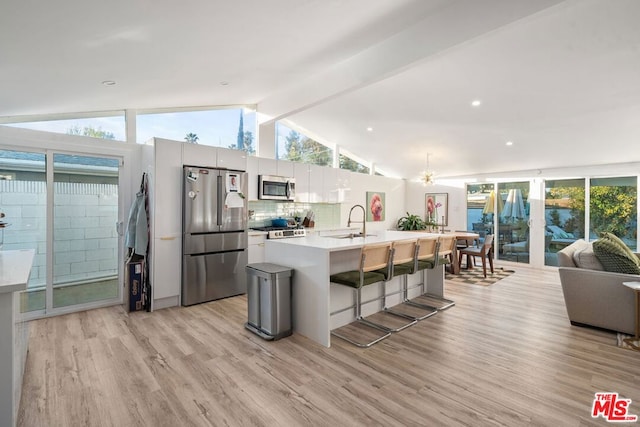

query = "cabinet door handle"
[258,243,265,247]
[160,236,176,241]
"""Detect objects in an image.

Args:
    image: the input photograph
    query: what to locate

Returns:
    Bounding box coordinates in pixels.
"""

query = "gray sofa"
[557,239,638,335]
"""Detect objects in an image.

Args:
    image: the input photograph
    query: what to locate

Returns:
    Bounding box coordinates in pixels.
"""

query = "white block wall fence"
[0,180,118,289]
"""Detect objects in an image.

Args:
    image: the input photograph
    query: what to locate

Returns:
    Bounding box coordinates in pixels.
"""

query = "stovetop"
[250,226,306,239]
[250,226,300,232]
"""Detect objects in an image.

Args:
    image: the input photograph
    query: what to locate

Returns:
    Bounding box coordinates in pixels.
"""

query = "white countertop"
[265,230,439,252]
[0,249,35,294]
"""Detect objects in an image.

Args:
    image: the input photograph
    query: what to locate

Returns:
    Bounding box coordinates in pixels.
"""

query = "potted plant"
[397,212,427,231]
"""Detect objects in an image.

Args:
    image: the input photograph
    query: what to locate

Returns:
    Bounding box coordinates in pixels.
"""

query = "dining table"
[444,231,480,274]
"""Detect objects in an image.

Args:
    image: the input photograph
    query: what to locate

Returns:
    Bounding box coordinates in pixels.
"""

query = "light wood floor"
[18,267,640,426]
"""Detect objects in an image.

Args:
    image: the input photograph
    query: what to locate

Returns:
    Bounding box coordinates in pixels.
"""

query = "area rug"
[616,333,640,351]
[445,267,514,286]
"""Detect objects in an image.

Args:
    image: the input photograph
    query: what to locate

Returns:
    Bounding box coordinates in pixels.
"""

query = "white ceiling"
[2,0,640,178]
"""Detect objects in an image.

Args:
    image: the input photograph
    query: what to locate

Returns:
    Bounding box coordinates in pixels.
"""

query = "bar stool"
[381,239,434,322]
[417,236,455,310]
[405,236,440,313]
[329,242,394,347]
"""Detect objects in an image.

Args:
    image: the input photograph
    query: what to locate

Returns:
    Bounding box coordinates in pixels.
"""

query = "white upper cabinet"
[293,162,310,203]
[323,167,338,203]
[217,147,247,171]
[337,169,351,203]
[153,139,183,237]
[247,156,259,200]
[308,164,324,203]
[324,167,351,203]
[183,144,246,171]
[277,159,295,177]
[258,158,278,176]
[182,143,216,168]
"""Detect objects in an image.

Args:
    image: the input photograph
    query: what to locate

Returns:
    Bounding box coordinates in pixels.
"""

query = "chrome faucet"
[347,204,366,237]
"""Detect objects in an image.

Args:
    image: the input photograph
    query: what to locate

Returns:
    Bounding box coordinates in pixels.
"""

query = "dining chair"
[329,242,394,347]
[455,230,473,251]
[458,234,495,278]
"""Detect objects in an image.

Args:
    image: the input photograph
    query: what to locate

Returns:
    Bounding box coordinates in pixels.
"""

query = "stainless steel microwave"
[258,175,295,201]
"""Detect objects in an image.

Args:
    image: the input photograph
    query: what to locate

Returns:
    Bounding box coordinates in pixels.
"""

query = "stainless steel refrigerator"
[182,166,248,306]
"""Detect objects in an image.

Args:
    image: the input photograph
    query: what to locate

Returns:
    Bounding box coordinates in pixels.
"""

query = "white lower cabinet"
[248,234,266,264]
[151,236,182,309]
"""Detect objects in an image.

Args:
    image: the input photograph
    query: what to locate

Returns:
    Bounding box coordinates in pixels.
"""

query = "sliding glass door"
[52,154,120,309]
[544,179,585,266]
[589,177,637,251]
[497,182,530,264]
[0,150,47,312]
[0,149,122,316]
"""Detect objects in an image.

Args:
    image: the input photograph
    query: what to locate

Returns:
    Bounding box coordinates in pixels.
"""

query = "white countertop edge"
[264,230,440,252]
[0,249,36,294]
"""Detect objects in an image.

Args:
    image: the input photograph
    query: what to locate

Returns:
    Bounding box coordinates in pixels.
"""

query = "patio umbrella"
[482,190,503,215]
[501,189,526,222]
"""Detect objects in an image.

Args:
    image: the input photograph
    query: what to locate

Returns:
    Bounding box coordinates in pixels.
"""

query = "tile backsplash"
[248,201,341,228]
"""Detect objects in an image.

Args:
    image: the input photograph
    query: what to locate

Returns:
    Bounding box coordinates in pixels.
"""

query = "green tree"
[590,185,636,238]
[280,130,332,166]
[236,112,244,151]
[67,125,115,140]
[339,154,369,174]
[184,133,199,144]
[549,185,637,239]
[228,131,255,154]
[282,130,303,162]
[301,138,332,166]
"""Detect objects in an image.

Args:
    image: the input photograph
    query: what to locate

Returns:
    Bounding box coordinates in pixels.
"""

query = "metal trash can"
[245,263,293,340]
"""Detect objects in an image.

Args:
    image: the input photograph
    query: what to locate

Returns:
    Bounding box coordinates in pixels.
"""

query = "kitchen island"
[264,231,446,347]
[0,249,35,427]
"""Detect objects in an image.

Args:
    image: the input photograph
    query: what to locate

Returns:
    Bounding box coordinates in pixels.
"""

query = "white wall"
[341,173,406,232]
[405,180,467,231]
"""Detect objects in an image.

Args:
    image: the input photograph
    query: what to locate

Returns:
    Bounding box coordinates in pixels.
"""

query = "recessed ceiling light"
[101,80,116,86]
[366,127,373,132]
[471,99,482,107]
[506,141,513,146]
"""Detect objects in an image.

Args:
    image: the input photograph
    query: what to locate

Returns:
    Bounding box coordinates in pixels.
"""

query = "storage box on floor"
[126,259,145,312]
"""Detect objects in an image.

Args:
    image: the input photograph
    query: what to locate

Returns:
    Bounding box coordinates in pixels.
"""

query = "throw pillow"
[599,232,639,264]
[593,237,640,275]
[572,243,604,271]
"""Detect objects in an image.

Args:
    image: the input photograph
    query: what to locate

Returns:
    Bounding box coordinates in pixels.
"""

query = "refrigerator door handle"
[217,174,223,226]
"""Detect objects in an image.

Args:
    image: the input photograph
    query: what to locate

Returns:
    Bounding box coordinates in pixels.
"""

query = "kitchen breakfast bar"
[264,231,447,347]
